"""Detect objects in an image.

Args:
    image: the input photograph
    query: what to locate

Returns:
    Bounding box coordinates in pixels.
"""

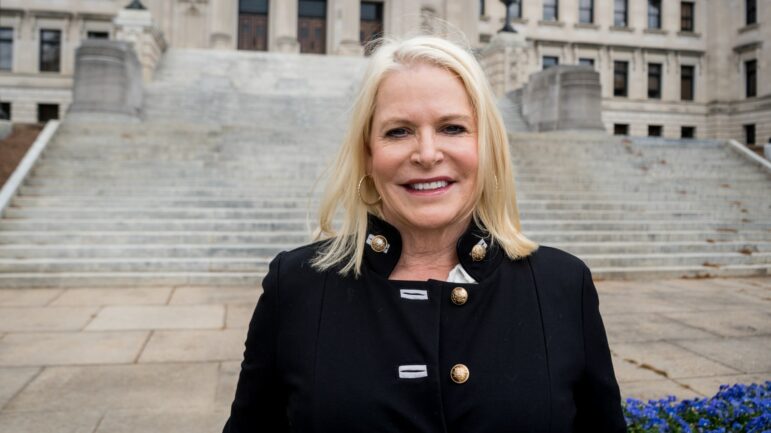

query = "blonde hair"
[312,35,538,276]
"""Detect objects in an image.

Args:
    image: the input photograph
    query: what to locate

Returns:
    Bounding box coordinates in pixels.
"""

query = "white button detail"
[398,365,428,379]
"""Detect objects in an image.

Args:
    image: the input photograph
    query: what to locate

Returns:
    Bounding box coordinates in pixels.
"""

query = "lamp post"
[499,0,518,33]
[126,0,146,10]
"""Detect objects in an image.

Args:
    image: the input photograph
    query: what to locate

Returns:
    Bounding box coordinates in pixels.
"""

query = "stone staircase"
[511,132,771,279]
[0,48,768,287]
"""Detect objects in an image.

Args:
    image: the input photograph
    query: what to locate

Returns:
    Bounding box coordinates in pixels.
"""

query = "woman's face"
[367,63,479,233]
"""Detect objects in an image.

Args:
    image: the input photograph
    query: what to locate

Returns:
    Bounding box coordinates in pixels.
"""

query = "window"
[579,0,594,23]
[614,124,629,135]
[240,0,268,13]
[0,27,12,71]
[39,29,61,72]
[614,61,628,97]
[648,63,662,99]
[681,65,694,101]
[681,2,694,32]
[0,102,10,120]
[745,60,757,98]
[614,0,628,27]
[543,0,559,21]
[37,104,59,123]
[744,124,755,145]
[648,125,663,137]
[542,56,559,70]
[87,31,109,39]
[648,0,662,29]
[681,126,695,138]
[479,0,485,17]
[579,58,595,67]
[746,0,757,25]
[509,1,522,19]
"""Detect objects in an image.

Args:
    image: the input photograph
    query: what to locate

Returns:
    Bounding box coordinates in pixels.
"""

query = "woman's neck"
[388,219,469,281]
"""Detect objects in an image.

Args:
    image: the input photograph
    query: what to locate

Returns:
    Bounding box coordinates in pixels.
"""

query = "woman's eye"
[385,128,409,138]
[442,124,467,135]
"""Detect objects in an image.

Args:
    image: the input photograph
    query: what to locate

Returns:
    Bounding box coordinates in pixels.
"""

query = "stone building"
[0,0,768,145]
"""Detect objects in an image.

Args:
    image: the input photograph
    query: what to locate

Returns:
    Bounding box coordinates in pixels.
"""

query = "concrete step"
[589,264,769,279]
[580,251,771,267]
[0,241,767,259]
[4,207,761,221]
[0,272,265,288]
[0,257,272,273]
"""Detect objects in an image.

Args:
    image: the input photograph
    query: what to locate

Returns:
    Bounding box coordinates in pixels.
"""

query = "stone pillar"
[269,0,300,53]
[68,40,143,120]
[478,32,529,97]
[336,0,363,56]
[114,8,167,82]
[210,0,237,49]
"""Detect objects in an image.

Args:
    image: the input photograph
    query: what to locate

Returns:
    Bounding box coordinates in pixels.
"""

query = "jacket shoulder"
[524,244,590,276]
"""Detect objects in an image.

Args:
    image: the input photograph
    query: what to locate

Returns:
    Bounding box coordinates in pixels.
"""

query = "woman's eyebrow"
[380,114,472,126]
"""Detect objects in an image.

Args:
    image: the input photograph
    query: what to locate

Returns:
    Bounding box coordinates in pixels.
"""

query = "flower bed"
[624,382,770,432]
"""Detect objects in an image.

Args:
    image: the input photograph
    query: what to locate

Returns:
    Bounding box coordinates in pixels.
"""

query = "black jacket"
[223,216,627,432]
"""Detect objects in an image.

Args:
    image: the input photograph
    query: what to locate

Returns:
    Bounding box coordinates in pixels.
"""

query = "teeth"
[410,181,449,191]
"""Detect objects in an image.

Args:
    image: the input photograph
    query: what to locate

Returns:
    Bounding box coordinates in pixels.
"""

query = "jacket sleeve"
[223,252,290,433]
[574,264,628,432]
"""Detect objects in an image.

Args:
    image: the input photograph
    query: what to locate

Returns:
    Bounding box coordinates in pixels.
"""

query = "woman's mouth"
[402,178,454,194]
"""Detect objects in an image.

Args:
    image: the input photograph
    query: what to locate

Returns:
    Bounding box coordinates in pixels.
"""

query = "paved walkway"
[0,277,768,432]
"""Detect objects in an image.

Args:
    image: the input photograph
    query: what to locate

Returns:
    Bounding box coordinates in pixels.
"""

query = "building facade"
[0,0,767,145]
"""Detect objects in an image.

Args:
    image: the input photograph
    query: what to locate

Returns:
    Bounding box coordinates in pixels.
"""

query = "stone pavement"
[0,277,768,432]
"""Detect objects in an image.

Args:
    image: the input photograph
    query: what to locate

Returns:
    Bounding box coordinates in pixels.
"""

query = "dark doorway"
[238,0,269,51]
[361,2,383,55]
[299,0,327,54]
[37,104,59,123]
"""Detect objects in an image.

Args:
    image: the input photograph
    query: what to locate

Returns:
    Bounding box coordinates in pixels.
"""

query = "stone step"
[0,272,265,288]
[0,257,272,273]
[12,195,769,212]
[1,218,768,231]
[0,241,767,259]
[0,230,768,245]
[18,182,771,200]
[0,252,766,274]
[4,207,761,221]
[588,264,769,279]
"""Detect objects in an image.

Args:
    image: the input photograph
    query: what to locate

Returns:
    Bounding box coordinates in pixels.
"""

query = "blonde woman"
[223,36,626,432]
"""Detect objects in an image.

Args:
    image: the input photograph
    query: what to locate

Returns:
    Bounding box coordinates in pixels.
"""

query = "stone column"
[269,0,300,53]
[336,0,362,56]
[210,0,237,49]
[114,8,167,82]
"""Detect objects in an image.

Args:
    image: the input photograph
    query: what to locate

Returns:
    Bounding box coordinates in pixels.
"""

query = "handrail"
[0,120,60,217]
[726,139,771,174]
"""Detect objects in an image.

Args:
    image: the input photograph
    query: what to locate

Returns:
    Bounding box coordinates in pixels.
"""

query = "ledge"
[573,22,599,30]
[738,23,759,34]
[677,31,701,38]
[610,26,635,32]
[643,28,668,35]
[538,20,565,27]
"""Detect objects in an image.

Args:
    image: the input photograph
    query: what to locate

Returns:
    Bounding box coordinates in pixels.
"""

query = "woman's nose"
[411,129,443,166]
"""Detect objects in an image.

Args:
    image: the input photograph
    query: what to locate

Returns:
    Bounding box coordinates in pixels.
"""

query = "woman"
[223,36,626,432]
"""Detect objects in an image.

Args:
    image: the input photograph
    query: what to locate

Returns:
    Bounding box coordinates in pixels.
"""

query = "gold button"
[451,287,468,306]
[370,235,388,253]
[470,244,486,261]
[450,364,469,384]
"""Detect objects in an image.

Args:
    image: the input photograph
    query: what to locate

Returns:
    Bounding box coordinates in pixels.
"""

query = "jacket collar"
[362,213,503,281]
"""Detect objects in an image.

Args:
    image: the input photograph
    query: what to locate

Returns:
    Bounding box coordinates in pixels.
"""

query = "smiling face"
[367,62,479,234]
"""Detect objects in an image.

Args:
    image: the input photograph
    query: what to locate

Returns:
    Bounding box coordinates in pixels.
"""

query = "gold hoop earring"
[358,174,382,206]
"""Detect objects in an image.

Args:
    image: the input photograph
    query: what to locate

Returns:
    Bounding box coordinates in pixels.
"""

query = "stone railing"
[477,32,529,98]
[68,40,143,119]
[521,65,604,132]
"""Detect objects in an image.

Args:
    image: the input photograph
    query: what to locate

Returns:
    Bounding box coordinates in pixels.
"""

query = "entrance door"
[360,2,384,55]
[238,0,268,51]
[298,0,326,54]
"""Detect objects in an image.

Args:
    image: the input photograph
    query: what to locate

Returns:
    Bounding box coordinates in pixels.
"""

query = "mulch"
[0,123,44,188]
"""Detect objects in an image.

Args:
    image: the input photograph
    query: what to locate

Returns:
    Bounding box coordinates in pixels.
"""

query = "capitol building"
[0,0,768,146]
